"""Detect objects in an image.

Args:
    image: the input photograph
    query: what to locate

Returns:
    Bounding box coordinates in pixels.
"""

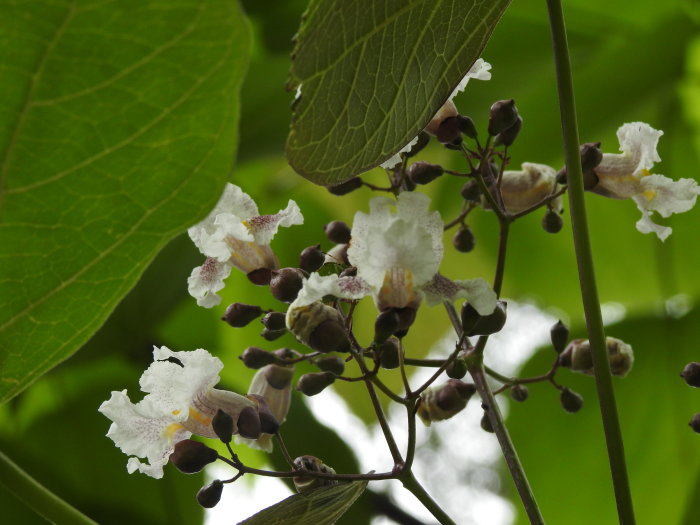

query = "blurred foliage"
[2,0,700,524]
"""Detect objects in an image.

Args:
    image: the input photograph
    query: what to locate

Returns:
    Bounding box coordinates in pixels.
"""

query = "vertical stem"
[545,1,636,523]
[400,471,457,525]
[0,450,97,525]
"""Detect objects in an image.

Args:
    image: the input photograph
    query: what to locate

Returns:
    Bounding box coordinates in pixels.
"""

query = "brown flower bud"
[374,309,400,343]
[689,413,700,434]
[494,115,523,146]
[457,115,477,139]
[236,406,262,439]
[324,221,351,244]
[408,161,444,185]
[436,116,463,144]
[287,301,351,353]
[296,372,336,396]
[560,387,583,413]
[463,300,507,336]
[542,209,563,234]
[261,311,287,332]
[328,177,363,196]
[480,411,494,433]
[681,362,700,388]
[261,327,286,341]
[169,439,218,474]
[270,268,304,303]
[246,268,273,285]
[197,480,224,508]
[212,409,234,443]
[313,355,346,376]
[550,320,569,354]
[246,394,280,435]
[559,337,634,377]
[510,384,529,402]
[488,99,519,136]
[425,100,459,136]
[417,379,476,425]
[580,142,603,172]
[460,180,481,201]
[299,244,326,273]
[239,347,275,369]
[221,303,263,327]
[377,337,400,369]
[453,227,475,253]
[446,358,467,379]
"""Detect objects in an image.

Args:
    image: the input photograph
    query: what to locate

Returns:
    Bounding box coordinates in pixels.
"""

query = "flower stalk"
[545,0,636,522]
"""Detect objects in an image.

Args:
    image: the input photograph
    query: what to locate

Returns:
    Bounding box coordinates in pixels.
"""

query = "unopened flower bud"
[374,309,400,343]
[328,177,363,196]
[580,142,603,172]
[425,100,459,135]
[560,387,583,413]
[170,439,218,474]
[510,384,529,402]
[542,210,563,234]
[197,480,224,508]
[313,355,346,376]
[221,303,263,328]
[212,409,234,443]
[480,411,494,433]
[270,268,304,303]
[446,358,468,379]
[263,362,295,389]
[240,347,275,369]
[559,337,634,377]
[378,338,400,369]
[550,320,569,354]
[417,379,476,425]
[461,180,481,201]
[287,301,351,353]
[247,394,280,435]
[462,300,507,336]
[394,306,417,337]
[457,115,477,138]
[296,372,335,396]
[261,327,286,341]
[293,456,337,493]
[488,99,519,136]
[681,362,700,388]
[689,413,700,434]
[436,116,463,144]
[494,116,523,147]
[247,268,273,286]
[453,227,475,253]
[324,221,351,244]
[261,311,287,332]
[408,161,444,185]
[299,244,326,273]
[236,406,262,439]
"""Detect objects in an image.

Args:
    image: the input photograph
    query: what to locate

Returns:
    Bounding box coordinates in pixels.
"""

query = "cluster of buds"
[681,362,700,433]
[558,337,634,377]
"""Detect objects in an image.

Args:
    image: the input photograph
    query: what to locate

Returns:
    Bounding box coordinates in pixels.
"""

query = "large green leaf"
[0,0,251,403]
[238,481,368,525]
[286,0,511,185]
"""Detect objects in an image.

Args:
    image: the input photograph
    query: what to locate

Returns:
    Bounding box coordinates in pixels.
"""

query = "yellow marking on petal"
[188,407,212,426]
[165,423,184,439]
[643,190,656,201]
[640,169,651,177]
[171,409,181,416]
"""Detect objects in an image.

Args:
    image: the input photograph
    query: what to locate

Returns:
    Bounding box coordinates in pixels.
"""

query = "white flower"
[287,192,496,324]
[592,122,699,241]
[98,347,254,479]
[381,59,492,169]
[187,183,303,306]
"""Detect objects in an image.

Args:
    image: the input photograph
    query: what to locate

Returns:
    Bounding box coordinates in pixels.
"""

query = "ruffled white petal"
[348,192,443,290]
[616,122,663,173]
[247,200,304,245]
[421,274,497,315]
[187,258,231,308]
[639,174,699,217]
[291,273,372,310]
[448,58,492,100]
[99,390,191,479]
[380,136,420,169]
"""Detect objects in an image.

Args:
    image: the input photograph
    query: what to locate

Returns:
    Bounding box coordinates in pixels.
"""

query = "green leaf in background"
[238,481,368,525]
[286,0,511,185]
[0,0,251,403]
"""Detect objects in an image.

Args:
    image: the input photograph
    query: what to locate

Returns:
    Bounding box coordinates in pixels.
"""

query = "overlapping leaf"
[0,0,251,403]
[286,0,511,185]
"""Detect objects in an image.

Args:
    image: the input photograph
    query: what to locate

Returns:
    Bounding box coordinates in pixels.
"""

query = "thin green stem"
[400,471,456,525]
[545,0,635,523]
[0,450,98,525]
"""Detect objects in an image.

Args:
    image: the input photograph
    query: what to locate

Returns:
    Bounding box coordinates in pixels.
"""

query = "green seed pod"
[560,387,583,413]
[169,439,218,474]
